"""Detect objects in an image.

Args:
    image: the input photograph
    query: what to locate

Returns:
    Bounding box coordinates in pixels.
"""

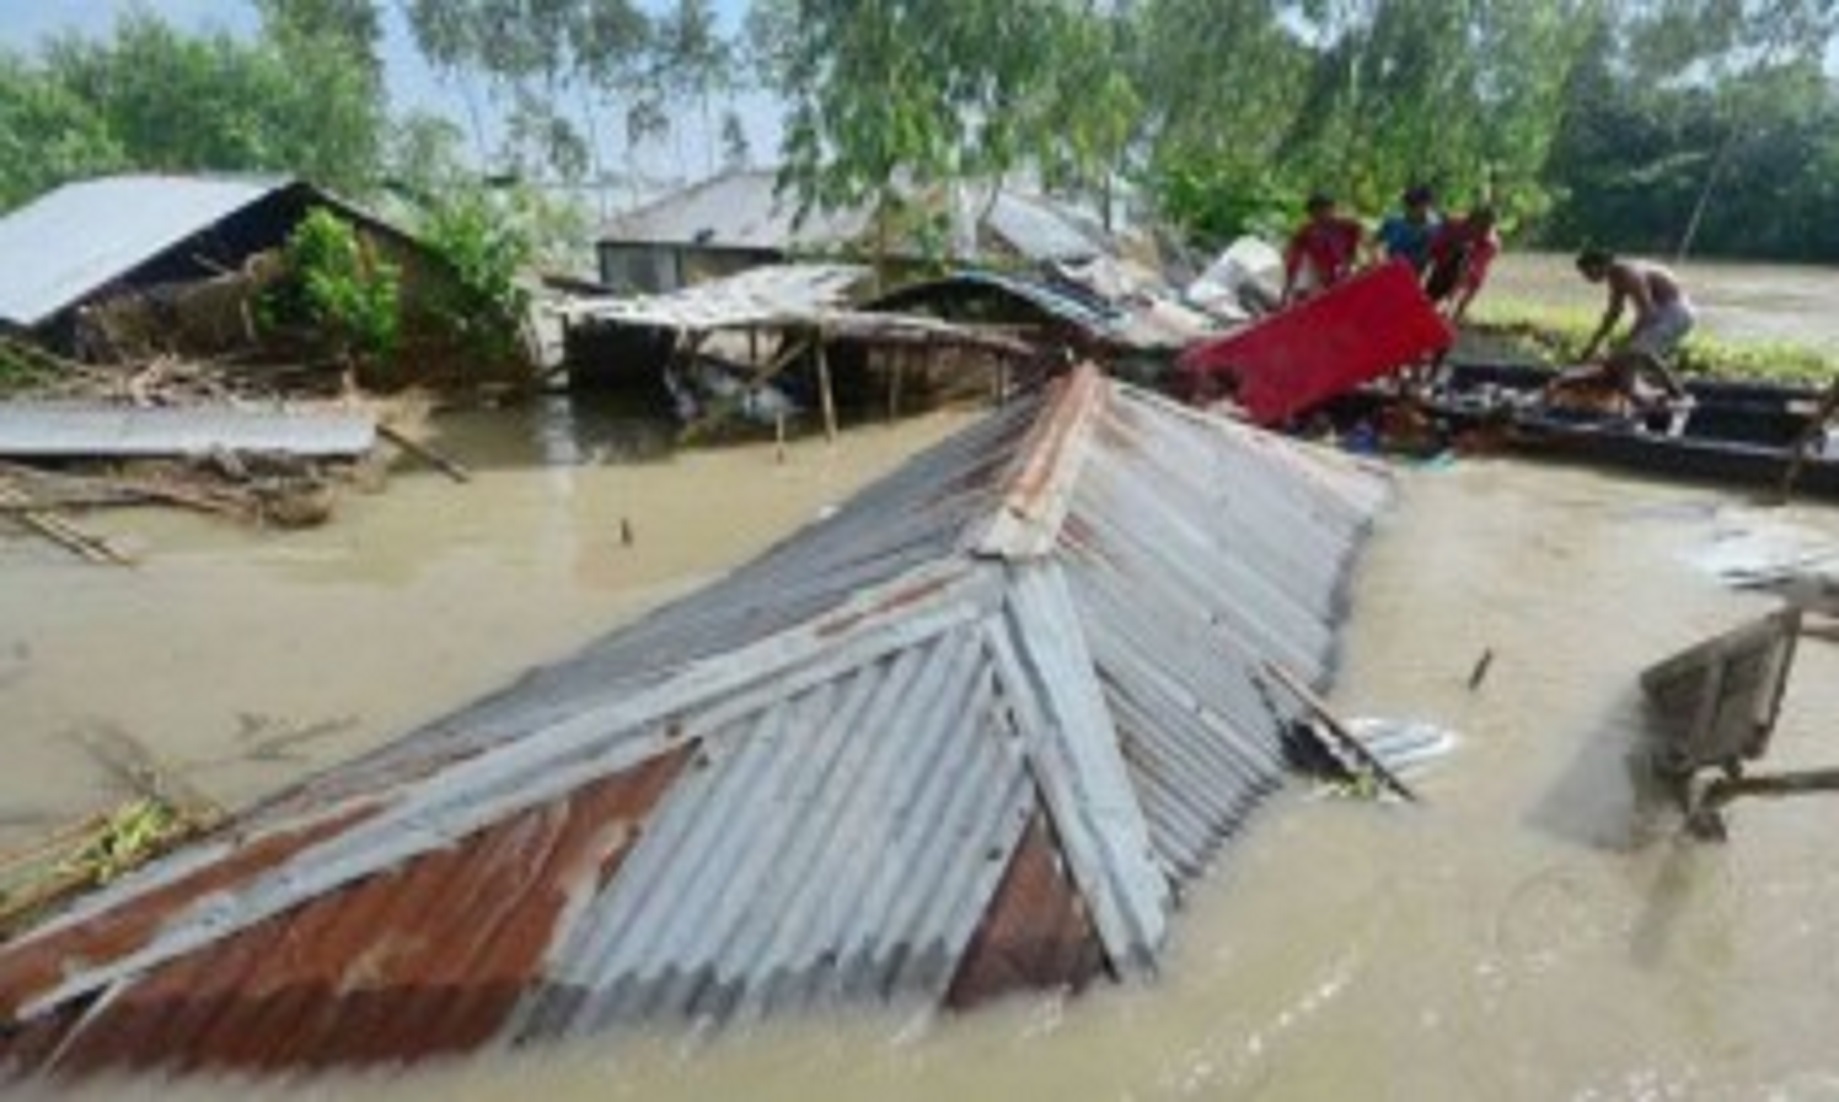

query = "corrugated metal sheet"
[0,366,1390,1080]
[557,263,870,330]
[0,176,286,329]
[556,263,1036,357]
[599,171,871,252]
[985,193,1106,263]
[0,404,376,459]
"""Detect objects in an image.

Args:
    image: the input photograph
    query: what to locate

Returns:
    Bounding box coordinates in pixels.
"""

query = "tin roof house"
[0,175,422,353]
[0,367,1388,1080]
[597,170,1114,294]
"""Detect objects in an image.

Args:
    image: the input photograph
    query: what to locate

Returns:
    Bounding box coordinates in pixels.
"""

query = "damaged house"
[0,174,506,387]
[0,367,1388,1079]
[596,170,1116,295]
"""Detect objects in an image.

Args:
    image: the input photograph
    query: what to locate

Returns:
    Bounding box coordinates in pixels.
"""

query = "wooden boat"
[1337,360,1839,498]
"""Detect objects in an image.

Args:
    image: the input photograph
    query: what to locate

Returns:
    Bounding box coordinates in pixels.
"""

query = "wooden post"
[888,348,904,422]
[1780,379,1839,503]
[816,331,838,443]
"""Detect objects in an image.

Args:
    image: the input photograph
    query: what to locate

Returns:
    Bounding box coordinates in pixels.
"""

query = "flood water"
[1490,252,1839,355]
[8,399,1839,1099]
[0,401,983,849]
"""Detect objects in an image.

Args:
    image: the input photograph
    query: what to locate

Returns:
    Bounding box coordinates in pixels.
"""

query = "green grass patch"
[0,343,52,396]
[1469,297,1837,387]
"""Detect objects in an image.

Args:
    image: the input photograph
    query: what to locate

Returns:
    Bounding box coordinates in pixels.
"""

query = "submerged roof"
[0,367,1389,1080]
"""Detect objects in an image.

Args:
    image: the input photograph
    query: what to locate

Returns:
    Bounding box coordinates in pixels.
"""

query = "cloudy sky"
[0,0,776,191]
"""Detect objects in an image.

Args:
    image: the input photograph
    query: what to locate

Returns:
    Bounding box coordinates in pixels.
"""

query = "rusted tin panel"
[0,1000,86,1080]
[0,806,375,1023]
[946,816,1105,1010]
[41,750,686,1079]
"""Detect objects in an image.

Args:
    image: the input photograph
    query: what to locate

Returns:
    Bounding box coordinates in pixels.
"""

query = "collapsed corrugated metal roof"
[0,176,284,329]
[556,264,1038,358]
[0,175,418,332]
[0,366,1389,1080]
[557,263,871,330]
[0,404,376,459]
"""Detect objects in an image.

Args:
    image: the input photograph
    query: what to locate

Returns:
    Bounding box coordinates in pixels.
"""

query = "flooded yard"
[7,395,1839,1099]
[0,402,983,849]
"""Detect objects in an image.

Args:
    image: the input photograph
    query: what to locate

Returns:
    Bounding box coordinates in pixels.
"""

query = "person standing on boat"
[1376,184,1441,274]
[1281,193,1366,305]
[1423,205,1500,324]
[1574,248,1693,399]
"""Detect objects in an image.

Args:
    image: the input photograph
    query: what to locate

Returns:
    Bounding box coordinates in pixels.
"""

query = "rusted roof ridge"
[972,366,1107,561]
[18,567,996,1024]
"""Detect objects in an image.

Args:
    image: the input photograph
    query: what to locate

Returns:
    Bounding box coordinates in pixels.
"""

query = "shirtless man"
[1575,248,1695,400]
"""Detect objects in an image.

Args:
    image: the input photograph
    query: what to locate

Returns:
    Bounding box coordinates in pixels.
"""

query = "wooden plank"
[816,335,838,443]
[1641,609,1802,769]
[1261,661,1419,803]
[379,424,471,484]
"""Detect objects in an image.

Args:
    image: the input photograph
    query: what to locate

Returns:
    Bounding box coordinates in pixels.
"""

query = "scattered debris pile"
[0,173,506,557]
[557,263,1049,440]
[1642,608,1817,839]
[0,366,1390,1079]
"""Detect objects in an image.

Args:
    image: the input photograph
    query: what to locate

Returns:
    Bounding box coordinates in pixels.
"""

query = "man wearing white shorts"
[1576,249,1695,400]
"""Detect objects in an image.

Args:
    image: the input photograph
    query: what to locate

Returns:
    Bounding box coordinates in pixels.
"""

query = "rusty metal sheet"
[0,365,1390,1079]
[38,751,686,1078]
[946,815,1106,1009]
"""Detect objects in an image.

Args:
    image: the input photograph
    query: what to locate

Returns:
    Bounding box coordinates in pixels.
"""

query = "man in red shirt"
[1281,193,1365,305]
[1422,205,1500,323]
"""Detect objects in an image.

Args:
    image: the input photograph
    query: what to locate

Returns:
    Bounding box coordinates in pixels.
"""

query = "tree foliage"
[1542,0,1839,260]
[0,7,384,210]
[263,207,401,368]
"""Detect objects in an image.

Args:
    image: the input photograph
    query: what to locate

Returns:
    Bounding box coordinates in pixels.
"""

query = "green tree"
[31,9,384,195]
[751,0,1071,257]
[0,51,124,212]
[403,0,665,184]
[1541,0,1839,260]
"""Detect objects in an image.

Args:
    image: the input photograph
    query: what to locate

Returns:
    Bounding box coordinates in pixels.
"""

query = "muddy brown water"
[1489,252,1839,355]
[7,397,1839,1099]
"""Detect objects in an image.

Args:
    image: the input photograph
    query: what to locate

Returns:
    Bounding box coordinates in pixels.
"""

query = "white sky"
[0,0,778,208]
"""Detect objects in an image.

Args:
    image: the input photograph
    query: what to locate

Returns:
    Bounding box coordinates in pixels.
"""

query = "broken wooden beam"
[1262,660,1420,803]
[378,423,471,484]
[0,481,134,565]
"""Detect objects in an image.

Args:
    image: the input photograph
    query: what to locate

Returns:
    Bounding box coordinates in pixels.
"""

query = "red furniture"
[1179,263,1455,426]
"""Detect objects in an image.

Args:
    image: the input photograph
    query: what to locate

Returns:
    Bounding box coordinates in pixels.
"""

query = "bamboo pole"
[0,483,134,566]
[816,332,838,443]
[379,423,472,484]
[1780,379,1839,503]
